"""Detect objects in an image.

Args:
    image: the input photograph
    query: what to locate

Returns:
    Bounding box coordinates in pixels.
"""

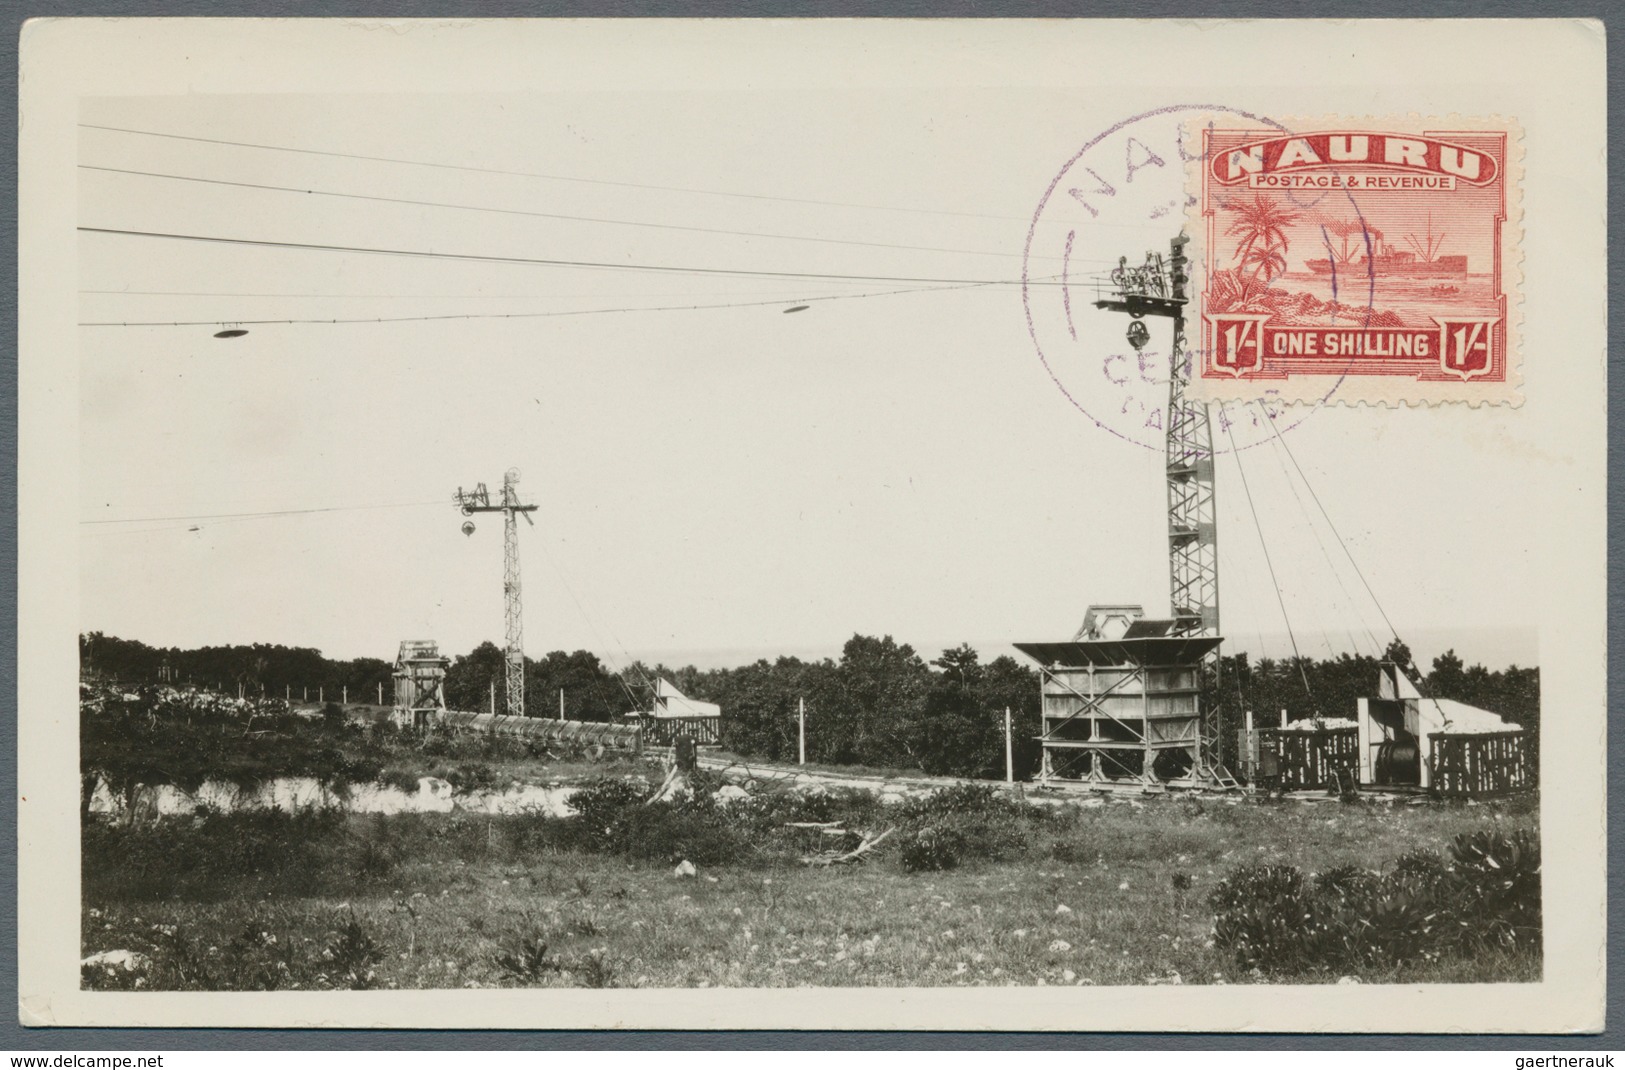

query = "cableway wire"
[81,122,1170,232]
[78,277,1021,329]
[1256,404,1375,659]
[526,533,658,712]
[80,286,887,300]
[82,499,443,526]
[1260,408,1405,648]
[1258,406,1458,724]
[78,226,1084,291]
[1222,415,1316,706]
[81,163,1104,267]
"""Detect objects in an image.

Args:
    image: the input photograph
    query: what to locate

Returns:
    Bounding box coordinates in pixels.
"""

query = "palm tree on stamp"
[1223,192,1299,284]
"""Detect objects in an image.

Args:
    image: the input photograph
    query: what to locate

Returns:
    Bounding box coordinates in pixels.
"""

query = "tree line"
[1222,640,1539,735]
[81,632,396,703]
[81,632,1537,780]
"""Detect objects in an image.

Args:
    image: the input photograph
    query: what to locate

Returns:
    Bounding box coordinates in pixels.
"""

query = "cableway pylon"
[1094,232,1231,787]
[455,468,538,718]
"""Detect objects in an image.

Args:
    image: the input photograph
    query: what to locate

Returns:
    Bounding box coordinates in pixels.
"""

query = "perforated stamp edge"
[1180,114,1525,409]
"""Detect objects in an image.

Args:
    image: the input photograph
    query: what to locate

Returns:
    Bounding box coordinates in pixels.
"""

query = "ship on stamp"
[1188,122,1519,405]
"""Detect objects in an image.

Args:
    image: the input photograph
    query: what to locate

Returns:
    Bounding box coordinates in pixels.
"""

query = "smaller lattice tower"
[393,639,451,729]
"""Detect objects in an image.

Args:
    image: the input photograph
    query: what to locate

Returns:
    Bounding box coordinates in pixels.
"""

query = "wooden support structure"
[1017,620,1230,791]
[392,639,450,729]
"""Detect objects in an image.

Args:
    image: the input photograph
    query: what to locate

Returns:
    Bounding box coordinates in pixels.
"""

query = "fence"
[640,716,722,748]
[1256,727,1359,792]
[1428,732,1533,797]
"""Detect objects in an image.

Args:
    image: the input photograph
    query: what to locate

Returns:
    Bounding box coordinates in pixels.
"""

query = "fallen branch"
[800,826,895,867]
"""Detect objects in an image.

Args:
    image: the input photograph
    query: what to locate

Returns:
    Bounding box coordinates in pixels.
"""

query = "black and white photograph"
[18,18,1607,1031]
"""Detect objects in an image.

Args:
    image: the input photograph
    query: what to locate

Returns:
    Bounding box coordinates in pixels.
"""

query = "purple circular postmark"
[1022,105,1372,453]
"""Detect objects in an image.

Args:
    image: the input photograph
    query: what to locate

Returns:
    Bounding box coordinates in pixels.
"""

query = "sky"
[76,88,1548,675]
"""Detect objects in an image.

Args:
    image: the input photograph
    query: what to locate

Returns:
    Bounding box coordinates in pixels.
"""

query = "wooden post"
[319,686,324,703]
[303,686,308,701]
[285,685,290,702]
[378,681,383,705]
[343,685,348,704]
[798,697,806,766]
[559,688,565,720]
[489,680,496,716]
[1004,706,1014,784]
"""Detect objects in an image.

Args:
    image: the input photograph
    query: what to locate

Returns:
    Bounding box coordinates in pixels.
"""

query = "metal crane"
[454,467,538,718]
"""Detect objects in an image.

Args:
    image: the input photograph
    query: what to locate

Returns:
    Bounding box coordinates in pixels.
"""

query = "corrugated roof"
[1014,636,1222,667]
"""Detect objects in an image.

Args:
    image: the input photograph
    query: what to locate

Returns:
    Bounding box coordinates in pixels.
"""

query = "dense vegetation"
[80,691,603,806]
[1208,829,1541,976]
[83,632,1538,783]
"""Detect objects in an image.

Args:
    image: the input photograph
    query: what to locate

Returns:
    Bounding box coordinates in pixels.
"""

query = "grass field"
[81,785,1540,991]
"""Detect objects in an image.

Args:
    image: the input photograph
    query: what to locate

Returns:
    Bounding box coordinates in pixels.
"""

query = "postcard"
[19,18,1607,1031]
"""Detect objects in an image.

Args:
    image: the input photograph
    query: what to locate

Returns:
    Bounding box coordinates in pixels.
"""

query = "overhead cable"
[78,278,1006,328]
[78,226,1082,289]
[83,499,442,525]
[81,121,1150,230]
[1223,417,1316,703]
[82,163,1102,266]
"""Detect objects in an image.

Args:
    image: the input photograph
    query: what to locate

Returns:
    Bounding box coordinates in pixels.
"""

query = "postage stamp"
[1185,118,1522,406]
[1022,105,1343,456]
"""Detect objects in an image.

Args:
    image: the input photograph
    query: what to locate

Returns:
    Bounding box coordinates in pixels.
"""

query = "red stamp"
[1188,120,1520,405]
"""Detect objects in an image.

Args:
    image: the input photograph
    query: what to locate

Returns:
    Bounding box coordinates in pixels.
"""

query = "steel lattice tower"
[1095,232,1227,776]
[456,468,538,718]
[1164,261,1220,641]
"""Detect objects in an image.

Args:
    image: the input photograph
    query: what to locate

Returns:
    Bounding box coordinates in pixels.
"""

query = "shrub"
[1207,865,1305,915]
[613,804,749,866]
[900,783,1019,820]
[1208,830,1542,977]
[546,776,749,864]
[567,777,650,849]
[351,836,396,884]
[491,928,562,984]
[900,825,966,873]
[1207,866,1321,972]
[437,763,505,794]
[377,768,423,794]
[1392,848,1449,886]
[1313,864,1376,900]
[935,811,1030,864]
[573,950,617,988]
[738,788,836,826]
[83,809,346,902]
[1448,829,1541,950]
[324,912,384,989]
[890,784,1040,869]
